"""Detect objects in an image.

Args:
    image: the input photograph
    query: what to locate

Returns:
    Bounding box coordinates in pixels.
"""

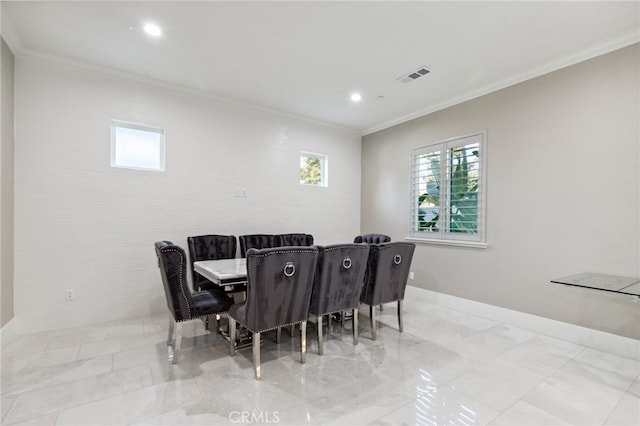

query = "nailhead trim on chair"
[174,312,229,323]
[244,248,318,332]
[163,247,192,319]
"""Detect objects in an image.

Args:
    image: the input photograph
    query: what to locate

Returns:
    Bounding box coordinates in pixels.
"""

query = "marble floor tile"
[523,362,629,425]
[1,286,637,426]
[372,384,501,426]
[303,373,416,425]
[445,324,537,365]
[130,403,236,426]
[55,377,201,425]
[1,346,80,377]
[76,330,167,360]
[2,354,113,396]
[1,395,16,422]
[628,374,640,397]
[449,358,547,411]
[574,348,640,380]
[488,400,572,425]
[2,412,58,426]
[495,334,584,376]
[0,335,49,358]
[603,392,640,426]
[3,365,153,424]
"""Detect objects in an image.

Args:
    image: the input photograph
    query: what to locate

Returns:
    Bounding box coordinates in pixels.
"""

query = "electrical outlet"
[65,289,75,301]
[409,272,414,280]
[234,188,247,198]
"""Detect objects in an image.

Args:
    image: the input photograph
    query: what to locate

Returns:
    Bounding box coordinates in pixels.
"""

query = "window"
[410,131,486,247]
[300,151,327,186]
[111,120,165,171]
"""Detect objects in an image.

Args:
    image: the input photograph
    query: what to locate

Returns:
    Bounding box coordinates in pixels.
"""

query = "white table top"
[193,258,247,286]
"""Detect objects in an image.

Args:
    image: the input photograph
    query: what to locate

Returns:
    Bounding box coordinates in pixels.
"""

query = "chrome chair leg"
[301,320,307,364]
[229,318,237,356]
[328,313,333,338]
[317,315,324,355]
[380,304,384,311]
[171,322,183,364]
[167,316,175,346]
[276,327,282,344]
[398,300,403,332]
[353,308,359,345]
[253,331,261,380]
[370,305,377,340]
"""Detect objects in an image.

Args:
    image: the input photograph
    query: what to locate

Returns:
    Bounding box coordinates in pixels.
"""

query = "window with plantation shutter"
[410,131,487,248]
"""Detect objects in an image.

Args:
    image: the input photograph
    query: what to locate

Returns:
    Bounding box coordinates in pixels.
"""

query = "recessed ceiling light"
[143,23,162,37]
[350,93,362,102]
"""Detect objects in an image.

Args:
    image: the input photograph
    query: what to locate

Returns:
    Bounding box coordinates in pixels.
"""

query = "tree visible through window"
[411,131,486,245]
[300,152,327,186]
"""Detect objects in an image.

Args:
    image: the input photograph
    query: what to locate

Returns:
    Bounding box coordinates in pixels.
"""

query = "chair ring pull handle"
[394,254,402,265]
[284,262,295,277]
[342,257,352,269]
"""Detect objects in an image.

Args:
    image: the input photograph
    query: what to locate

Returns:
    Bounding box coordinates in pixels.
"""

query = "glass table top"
[551,272,640,296]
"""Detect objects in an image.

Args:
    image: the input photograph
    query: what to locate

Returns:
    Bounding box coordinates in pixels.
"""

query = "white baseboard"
[407,286,640,361]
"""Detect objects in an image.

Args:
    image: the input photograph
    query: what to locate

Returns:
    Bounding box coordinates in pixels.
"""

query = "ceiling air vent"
[398,66,431,83]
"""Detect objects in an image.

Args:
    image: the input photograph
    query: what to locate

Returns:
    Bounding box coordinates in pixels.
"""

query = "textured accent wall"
[13,56,361,332]
[1,37,15,328]
[362,44,640,339]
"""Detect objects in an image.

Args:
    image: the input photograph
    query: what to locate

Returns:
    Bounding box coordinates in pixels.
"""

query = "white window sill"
[405,237,488,249]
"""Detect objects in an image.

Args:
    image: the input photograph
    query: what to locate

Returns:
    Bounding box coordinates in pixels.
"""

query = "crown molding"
[0,4,23,54]
[15,48,360,135]
[362,30,640,137]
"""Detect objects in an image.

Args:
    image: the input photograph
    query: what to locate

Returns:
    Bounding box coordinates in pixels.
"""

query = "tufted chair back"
[360,241,415,340]
[155,240,194,322]
[228,246,319,379]
[239,234,278,257]
[187,234,237,290]
[309,243,369,353]
[231,246,318,332]
[360,242,415,306]
[276,233,314,247]
[354,233,391,244]
[310,243,369,316]
[155,240,233,364]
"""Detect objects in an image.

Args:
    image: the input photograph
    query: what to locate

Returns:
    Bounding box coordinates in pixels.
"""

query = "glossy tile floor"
[1,287,639,426]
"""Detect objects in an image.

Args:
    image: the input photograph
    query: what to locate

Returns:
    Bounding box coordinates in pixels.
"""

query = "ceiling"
[2,1,639,135]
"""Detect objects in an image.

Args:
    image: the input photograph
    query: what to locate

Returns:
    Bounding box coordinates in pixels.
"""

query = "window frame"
[299,151,328,187]
[110,120,165,172]
[408,130,487,248]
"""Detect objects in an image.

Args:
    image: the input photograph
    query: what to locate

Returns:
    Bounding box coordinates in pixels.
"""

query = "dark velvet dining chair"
[239,234,278,257]
[228,246,318,380]
[353,233,391,244]
[360,241,415,340]
[275,233,314,247]
[309,243,369,354]
[353,233,391,311]
[154,241,233,364]
[187,234,237,291]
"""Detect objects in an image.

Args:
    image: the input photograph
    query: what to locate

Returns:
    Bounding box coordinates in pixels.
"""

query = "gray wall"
[1,37,15,328]
[362,44,640,339]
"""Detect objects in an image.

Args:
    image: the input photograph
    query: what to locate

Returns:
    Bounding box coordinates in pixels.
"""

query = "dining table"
[193,258,254,348]
[193,258,247,288]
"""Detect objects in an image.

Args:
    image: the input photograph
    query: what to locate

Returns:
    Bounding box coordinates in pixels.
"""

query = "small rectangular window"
[300,151,328,186]
[411,131,487,246]
[111,120,165,171]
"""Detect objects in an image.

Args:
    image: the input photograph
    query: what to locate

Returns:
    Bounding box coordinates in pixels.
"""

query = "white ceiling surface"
[2,1,639,134]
